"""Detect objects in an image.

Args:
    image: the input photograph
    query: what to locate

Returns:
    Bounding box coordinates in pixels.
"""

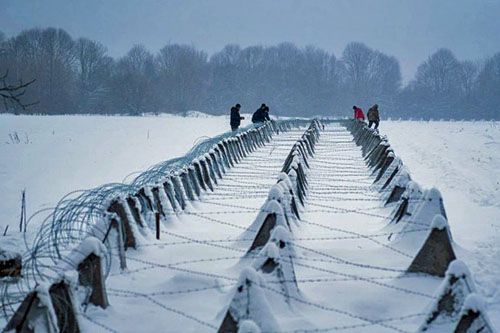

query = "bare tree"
[110,44,157,115]
[156,44,208,113]
[0,31,37,110]
[74,38,112,112]
[0,71,36,110]
[458,60,479,96]
[476,53,500,118]
[414,48,460,94]
[3,27,77,114]
[341,42,373,95]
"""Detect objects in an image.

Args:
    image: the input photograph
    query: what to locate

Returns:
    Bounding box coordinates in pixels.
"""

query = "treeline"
[0,27,499,119]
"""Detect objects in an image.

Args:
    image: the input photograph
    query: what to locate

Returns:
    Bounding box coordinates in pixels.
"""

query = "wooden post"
[155,212,160,240]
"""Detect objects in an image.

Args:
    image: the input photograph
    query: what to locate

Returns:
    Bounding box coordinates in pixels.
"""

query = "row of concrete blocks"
[344,119,496,333]
[4,237,106,333]
[2,121,304,333]
[217,119,323,333]
[102,120,300,268]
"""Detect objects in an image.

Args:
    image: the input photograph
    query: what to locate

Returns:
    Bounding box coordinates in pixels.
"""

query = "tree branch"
[0,70,38,110]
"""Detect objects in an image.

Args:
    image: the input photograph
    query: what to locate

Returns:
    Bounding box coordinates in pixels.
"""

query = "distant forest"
[1,27,499,119]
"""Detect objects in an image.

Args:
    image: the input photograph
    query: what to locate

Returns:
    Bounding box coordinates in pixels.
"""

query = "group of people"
[353,104,380,130]
[230,103,271,131]
[229,102,381,132]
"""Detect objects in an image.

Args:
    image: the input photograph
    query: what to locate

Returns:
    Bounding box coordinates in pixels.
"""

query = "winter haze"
[2,0,499,81]
[1,1,500,332]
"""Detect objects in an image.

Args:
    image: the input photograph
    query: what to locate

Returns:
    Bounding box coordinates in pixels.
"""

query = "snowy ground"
[383,120,500,325]
[0,115,499,331]
[0,113,229,233]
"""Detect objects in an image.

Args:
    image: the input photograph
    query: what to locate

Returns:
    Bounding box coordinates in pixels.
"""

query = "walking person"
[230,103,244,131]
[353,105,365,121]
[367,104,380,130]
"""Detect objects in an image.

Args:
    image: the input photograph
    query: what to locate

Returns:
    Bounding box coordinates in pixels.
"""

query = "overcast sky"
[1,0,499,82]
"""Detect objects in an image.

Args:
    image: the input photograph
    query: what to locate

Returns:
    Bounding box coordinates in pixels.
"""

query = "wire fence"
[2,119,493,333]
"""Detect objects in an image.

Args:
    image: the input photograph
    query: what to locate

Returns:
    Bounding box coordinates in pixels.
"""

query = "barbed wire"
[1,121,442,332]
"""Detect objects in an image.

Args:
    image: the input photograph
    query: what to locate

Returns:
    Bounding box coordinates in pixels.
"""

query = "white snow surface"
[447,259,473,278]
[463,293,486,313]
[63,236,107,270]
[383,120,500,325]
[0,116,499,332]
[0,113,228,232]
[430,215,448,230]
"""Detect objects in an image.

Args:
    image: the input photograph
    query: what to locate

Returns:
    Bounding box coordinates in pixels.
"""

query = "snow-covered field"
[383,120,500,326]
[0,114,229,232]
[0,115,499,331]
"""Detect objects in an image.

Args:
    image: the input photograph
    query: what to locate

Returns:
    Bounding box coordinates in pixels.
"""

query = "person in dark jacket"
[367,104,380,130]
[263,106,271,121]
[230,103,244,131]
[252,103,268,123]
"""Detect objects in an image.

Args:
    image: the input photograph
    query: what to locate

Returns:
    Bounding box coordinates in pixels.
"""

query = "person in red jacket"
[353,105,365,121]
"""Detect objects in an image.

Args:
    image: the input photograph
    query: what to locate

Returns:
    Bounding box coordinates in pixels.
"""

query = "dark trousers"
[368,120,379,130]
[231,125,239,131]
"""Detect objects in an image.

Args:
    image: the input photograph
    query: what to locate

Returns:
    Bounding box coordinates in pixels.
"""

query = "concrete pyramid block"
[217,268,279,333]
[418,260,476,332]
[407,215,456,277]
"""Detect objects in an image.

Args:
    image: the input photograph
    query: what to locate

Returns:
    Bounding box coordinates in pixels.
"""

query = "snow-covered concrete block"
[126,195,146,229]
[104,215,127,270]
[67,237,109,309]
[389,181,423,224]
[136,187,154,213]
[418,260,480,332]
[213,147,227,174]
[374,152,397,183]
[0,248,22,279]
[209,150,224,179]
[413,188,448,227]
[367,140,389,165]
[372,148,394,175]
[171,175,188,210]
[200,157,215,191]
[407,215,456,277]
[452,294,496,333]
[217,267,279,333]
[187,165,202,198]
[4,285,59,333]
[106,198,138,250]
[252,227,299,304]
[276,175,301,221]
[152,185,174,217]
[204,154,219,185]
[236,136,247,158]
[228,138,241,163]
[48,280,81,333]
[244,200,289,253]
[217,142,232,168]
[7,279,82,333]
[381,167,411,203]
[192,160,208,191]
[179,169,196,201]
[237,320,261,333]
